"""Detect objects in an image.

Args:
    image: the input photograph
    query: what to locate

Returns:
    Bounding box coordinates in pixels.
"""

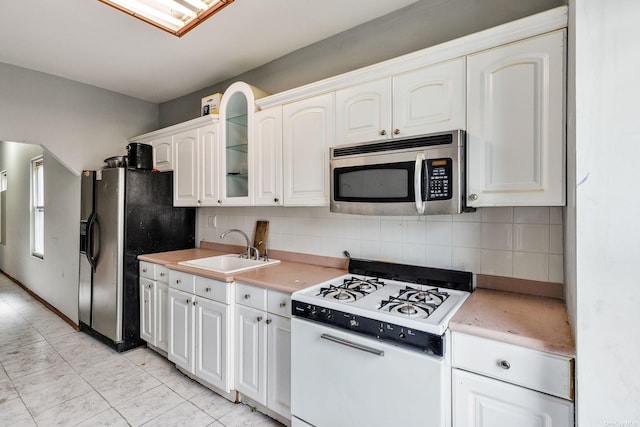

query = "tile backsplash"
[197,206,564,283]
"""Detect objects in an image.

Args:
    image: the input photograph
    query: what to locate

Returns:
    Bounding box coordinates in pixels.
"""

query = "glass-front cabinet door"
[219,82,269,206]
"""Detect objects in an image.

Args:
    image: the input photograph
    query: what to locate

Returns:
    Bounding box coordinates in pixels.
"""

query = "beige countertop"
[138,245,347,294]
[449,288,575,358]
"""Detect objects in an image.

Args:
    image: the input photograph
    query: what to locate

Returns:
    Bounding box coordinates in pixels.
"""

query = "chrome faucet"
[220,229,259,260]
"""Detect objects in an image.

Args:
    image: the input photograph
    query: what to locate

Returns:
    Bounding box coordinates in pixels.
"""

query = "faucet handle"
[249,246,260,260]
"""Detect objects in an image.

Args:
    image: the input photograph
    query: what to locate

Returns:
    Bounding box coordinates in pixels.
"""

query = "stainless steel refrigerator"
[79,167,195,352]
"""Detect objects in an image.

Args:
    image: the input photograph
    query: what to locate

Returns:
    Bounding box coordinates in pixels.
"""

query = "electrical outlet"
[208,216,216,228]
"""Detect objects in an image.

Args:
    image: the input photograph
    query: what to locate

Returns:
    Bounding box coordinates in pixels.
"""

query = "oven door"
[291,318,451,427]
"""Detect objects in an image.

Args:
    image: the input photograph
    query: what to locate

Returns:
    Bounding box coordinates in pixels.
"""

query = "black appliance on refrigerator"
[79,167,195,352]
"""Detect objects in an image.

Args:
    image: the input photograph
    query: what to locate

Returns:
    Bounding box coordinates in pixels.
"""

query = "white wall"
[574,0,640,423]
[0,62,158,174]
[0,142,79,320]
[197,206,564,284]
[0,62,158,322]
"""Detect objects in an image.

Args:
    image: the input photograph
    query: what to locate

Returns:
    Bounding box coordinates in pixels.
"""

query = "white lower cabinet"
[452,332,574,427]
[168,271,232,393]
[453,369,573,427]
[235,282,291,421]
[139,262,169,353]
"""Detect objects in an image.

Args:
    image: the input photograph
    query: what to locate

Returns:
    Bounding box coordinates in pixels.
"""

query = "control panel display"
[426,158,453,200]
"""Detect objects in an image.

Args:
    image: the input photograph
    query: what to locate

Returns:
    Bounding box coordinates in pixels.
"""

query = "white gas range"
[290,259,472,427]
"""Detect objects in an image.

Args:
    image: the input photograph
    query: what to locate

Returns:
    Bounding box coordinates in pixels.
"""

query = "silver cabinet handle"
[274,197,279,203]
[257,316,263,322]
[244,294,251,299]
[266,319,272,325]
[469,193,479,201]
[142,268,147,273]
[499,360,511,370]
[193,300,198,306]
[205,287,211,292]
[321,333,384,356]
[148,284,153,288]
[379,129,387,136]
[160,272,165,277]
[186,299,190,303]
[279,302,286,308]
[393,129,400,135]
[176,279,182,284]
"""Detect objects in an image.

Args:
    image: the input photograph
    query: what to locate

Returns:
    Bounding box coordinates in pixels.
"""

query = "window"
[32,157,44,258]
[0,170,6,245]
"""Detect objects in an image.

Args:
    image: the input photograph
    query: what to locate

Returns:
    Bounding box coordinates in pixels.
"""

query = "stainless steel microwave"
[330,130,469,216]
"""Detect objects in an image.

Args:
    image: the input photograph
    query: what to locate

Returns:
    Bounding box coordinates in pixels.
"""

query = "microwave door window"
[336,162,415,202]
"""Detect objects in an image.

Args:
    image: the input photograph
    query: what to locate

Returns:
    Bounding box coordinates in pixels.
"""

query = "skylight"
[99,0,234,37]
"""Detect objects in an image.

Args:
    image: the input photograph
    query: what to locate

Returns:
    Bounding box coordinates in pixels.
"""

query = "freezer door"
[79,171,95,325]
[92,168,125,343]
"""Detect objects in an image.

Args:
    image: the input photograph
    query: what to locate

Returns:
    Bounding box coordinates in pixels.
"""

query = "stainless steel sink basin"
[178,254,280,274]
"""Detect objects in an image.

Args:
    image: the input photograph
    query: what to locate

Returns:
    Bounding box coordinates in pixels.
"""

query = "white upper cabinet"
[466,30,566,207]
[199,123,220,206]
[173,128,200,207]
[254,107,283,206]
[335,58,466,145]
[173,124,221,207]
[282,93,335,206]
[219,82,269,206]
[393,57,466,137]
[335,78,392,144]
[151,136,173,171]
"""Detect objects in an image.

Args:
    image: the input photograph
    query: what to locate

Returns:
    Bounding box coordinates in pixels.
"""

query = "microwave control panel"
[426,158,453,200]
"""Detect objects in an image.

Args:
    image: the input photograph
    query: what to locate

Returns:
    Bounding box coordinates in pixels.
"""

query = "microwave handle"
[414,153,426,214]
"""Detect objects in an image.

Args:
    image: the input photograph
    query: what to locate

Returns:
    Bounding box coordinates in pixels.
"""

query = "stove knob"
[399,332,406,339]
[349,319,357,327]
[327,314,333,320]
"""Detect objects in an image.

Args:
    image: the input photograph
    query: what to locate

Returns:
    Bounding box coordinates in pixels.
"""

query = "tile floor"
[0,273,283,427]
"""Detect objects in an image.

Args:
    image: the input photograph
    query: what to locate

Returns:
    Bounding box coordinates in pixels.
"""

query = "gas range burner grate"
[378,286,450,319]
[316,276,385,303]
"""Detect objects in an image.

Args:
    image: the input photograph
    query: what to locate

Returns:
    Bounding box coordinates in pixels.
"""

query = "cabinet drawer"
[267,290,291,318]
[236,282,267,310]
[139,261,156,279]
[452,332,573,400]
[157,265,169,283]
[168,270,195,294]
[195,276,230,304]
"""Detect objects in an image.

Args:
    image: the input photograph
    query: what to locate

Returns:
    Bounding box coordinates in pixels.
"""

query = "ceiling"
[0,0,419,104]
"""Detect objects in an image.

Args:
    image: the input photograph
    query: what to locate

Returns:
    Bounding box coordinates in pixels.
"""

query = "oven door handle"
[321,333,385,357]
[414,152,426,214]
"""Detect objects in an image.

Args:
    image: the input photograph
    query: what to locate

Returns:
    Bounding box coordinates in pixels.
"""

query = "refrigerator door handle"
[87,212,100,272]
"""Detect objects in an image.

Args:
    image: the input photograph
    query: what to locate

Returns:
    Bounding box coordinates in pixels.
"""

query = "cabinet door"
[155,281,169,352]
[168,288,194,372]
[139,279,155,345]
[151,136,173,171]
[254,107,283,206]
[267,314,291,419]
[235,304,267,405]
[453,369,573,427]
[220,85,253,206]
[199,123,220,206]
[173,129,200,206]
[335,78,392,144]
[467,30,565,207]
[282,93,335,206]
[393,57,466,137]
[194,297,230,392]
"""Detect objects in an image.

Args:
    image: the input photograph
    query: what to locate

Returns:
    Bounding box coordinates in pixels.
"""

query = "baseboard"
[0,268,80,331]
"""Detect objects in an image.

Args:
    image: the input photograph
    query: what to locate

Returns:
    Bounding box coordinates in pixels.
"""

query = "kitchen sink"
[178,254,280,274]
